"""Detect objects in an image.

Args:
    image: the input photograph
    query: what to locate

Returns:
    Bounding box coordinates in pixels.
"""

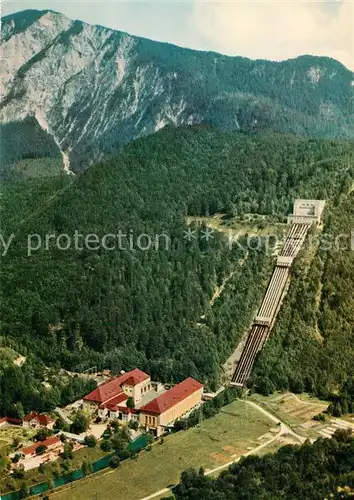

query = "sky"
[2,0,354,71]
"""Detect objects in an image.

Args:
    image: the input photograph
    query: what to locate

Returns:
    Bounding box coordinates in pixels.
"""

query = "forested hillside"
[0,116,63,180]
[1,127,354,415]
[172,430,354,500]
[0,337,96,418]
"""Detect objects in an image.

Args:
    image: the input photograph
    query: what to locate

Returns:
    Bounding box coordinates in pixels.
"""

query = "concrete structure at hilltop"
[287,199,326,226]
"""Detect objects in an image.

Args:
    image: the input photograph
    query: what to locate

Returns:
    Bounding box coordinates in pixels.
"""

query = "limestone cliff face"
[1,9,353,174]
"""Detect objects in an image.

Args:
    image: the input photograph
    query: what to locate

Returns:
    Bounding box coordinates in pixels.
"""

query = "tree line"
[171,430,354,499]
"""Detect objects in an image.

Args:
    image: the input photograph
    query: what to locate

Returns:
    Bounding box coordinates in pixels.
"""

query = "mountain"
[1,127,353,404]
[1,9,354,175]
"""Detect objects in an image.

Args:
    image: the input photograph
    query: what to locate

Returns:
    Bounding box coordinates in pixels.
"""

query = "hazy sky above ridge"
[2,0,353,71]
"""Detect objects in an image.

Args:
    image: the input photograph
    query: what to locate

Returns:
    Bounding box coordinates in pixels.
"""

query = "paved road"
[141,488,171,500]
[55,406,72,424]
[139,399,305,500]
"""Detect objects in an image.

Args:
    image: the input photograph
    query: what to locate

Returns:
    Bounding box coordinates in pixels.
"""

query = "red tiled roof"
[8,417,23,425]
[99,393,128,410]
[118,369,150,387]
[23,412,53,426]
[0,417,23,425]
[140,378,203,415]
[83,369,149,404]
[22,436,61,456]
[122,376,138,386]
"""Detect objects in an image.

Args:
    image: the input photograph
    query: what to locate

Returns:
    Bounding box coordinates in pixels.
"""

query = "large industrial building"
[139,377,204,436]
[83,369,203,434]
[83,368,151,411]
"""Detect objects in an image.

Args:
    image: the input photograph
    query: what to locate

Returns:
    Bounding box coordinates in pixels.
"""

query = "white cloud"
[193,0,354,71]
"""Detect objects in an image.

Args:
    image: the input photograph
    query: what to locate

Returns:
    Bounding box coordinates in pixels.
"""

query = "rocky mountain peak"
[1,10,353,175]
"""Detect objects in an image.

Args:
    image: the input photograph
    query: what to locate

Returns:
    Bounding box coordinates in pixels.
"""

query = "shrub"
[128,420,139,431]
[100,440,112,452]
[12,454,21,464]
[126,397,135,409]
[109,456,120,468]
[36,444,48,455]
[118,449,131,460]
[35,428,53,442]
[62,442,74,459]
[313,413,327,422]
[84,435,97,448]
[12,466,25,479]
[81,460,93,476]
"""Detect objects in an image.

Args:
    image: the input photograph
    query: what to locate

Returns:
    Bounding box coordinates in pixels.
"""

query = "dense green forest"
[172,430,354,500]
[0,116,63,180]
[0,337,96,418]
[1,127,354,414]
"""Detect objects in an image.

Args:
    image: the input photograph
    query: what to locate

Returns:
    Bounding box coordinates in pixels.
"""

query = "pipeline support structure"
[230,199,325,387]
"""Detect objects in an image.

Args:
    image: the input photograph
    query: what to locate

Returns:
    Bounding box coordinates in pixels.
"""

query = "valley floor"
[49,399,275,500]
[47,392,354,500]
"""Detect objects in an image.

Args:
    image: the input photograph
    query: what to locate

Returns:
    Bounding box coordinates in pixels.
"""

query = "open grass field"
[187,214,287,239]
[249,392,329,438]
[52,400,274,500]
[0,439,8,454]
[0,426,36,449]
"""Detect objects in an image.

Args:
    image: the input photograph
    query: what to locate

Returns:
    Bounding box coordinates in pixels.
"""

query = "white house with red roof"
[0,416,23,427]
[20,436,62,457]
[83,368,151,419]
[10,436,63,471]
[23,412,54,429]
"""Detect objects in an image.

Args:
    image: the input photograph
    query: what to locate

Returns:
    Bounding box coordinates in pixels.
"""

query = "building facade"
[83,368,151,415]
[287,199,326,226]
[139,378,204,436]
[82,369,204,435]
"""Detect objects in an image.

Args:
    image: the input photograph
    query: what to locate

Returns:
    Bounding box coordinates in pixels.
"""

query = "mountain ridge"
[3,9,353,71]
[1,9,354,175]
